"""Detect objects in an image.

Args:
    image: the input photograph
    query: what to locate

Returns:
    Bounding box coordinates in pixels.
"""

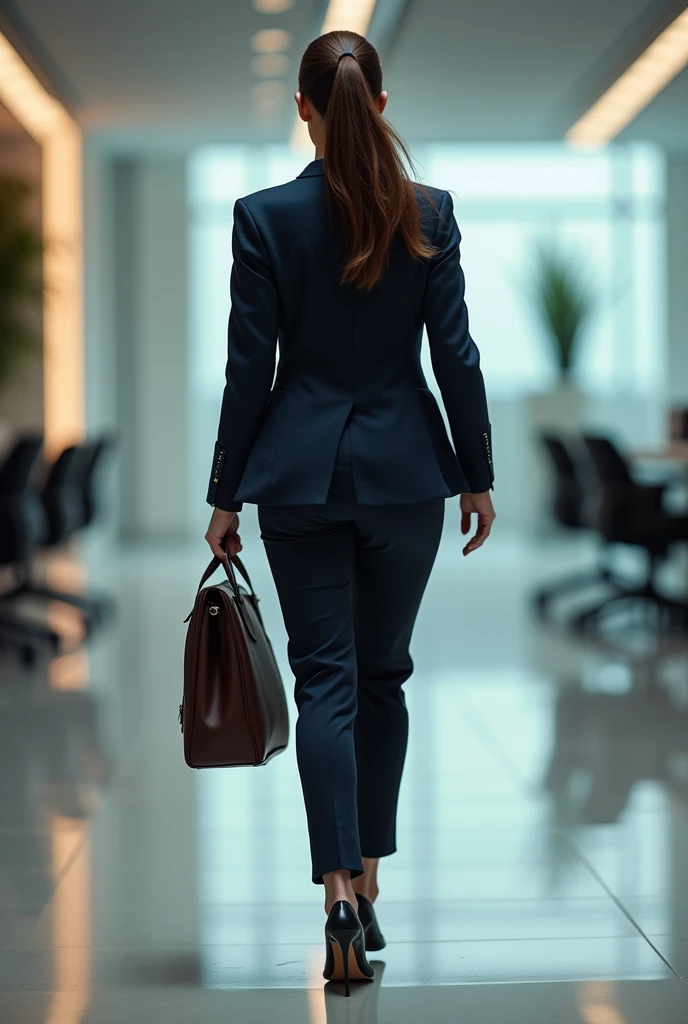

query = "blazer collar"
[297,158,324,178]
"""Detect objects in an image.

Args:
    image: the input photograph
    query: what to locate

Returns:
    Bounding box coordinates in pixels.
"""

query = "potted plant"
[529,239,596,384]
[523,240,596,531]
[0,176,43,447]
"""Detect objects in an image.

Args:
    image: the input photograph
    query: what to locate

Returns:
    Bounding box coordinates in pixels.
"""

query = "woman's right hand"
[460,491,496,556]
[205,508,243,559]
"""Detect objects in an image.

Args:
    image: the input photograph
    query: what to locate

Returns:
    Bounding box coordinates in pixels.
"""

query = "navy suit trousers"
[259,427,444,883]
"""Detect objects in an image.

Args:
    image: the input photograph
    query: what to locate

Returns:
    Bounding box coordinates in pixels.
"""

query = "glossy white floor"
[2,513,688,1023]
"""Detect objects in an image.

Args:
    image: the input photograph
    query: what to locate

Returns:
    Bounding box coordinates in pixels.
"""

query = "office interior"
[1,1,688,1021]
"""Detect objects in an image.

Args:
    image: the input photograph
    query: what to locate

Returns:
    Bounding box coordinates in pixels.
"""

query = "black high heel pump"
[356,894,386,951]
[323,901,374,997]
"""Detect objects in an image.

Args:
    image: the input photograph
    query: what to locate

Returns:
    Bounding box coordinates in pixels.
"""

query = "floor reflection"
[545,674,688,827]
[0,547,112,1024]
[2,533,688,1021]
[321,961,385,1024]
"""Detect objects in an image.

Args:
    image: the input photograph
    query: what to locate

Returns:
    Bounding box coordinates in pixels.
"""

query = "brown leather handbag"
[179,554,289,768]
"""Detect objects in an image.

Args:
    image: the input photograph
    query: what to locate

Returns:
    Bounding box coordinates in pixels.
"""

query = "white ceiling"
[386,0,688,149]
[8,0,688,152]
[12,0,321,147]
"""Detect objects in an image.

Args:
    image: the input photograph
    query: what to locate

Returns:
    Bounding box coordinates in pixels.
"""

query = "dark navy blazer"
[207,158,494,512]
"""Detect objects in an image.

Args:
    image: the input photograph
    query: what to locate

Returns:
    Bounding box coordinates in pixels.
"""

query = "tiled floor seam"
[456,692,540,796]
[8,933,676,950]
[560,831,682,980]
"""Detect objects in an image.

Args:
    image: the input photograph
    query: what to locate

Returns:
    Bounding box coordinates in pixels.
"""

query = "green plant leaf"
[527,239,596,378]
[0,176,43,394]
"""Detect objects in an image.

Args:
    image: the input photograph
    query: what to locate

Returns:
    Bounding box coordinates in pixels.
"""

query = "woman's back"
[207,161,493,509]
[242,160,439,390]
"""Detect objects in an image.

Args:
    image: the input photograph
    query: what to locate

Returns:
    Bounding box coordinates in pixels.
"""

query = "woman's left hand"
[205,508,243,559]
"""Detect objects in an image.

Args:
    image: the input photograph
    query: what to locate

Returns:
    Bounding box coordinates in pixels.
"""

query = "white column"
[666,155,688,404]
[112,156,191,540]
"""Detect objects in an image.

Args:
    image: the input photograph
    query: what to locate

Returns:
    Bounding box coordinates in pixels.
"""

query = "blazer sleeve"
[206,199,279,511]
[422,191,494,493]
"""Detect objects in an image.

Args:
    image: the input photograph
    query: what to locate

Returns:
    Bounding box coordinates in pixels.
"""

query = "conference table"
[634,440,688,466]
[633,440,688,591]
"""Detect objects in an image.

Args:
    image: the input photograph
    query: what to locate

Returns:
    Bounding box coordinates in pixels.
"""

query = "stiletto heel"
[323,900,374,996]
[340,933,352,997]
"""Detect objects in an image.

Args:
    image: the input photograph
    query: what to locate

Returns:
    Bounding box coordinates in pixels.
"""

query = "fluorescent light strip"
[0,34,67,139]
[290,0,378,149]
[321,0,377,36]
[567,8,688,146]
[0,32,83,456]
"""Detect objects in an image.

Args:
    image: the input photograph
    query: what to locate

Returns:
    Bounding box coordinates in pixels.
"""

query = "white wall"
[84,142,118,438]
[136,160,191,539]
[666,155,688,405]
[106,156,191,541]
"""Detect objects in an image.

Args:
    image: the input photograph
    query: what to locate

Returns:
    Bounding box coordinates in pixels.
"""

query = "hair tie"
[337,51,356,63]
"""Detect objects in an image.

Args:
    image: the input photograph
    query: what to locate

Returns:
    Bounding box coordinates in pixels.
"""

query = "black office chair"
[0,437,61,664]
[11,438,116,632]
[80,436,115,529]
[57,436,116,624]
[41,444,85,547]
[532,433,623,618]
[572,435,688,633]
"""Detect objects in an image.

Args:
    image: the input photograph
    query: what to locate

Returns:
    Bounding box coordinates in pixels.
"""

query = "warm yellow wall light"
[0,31,83,456]
[567,7,688,146]
[290,0,378,150]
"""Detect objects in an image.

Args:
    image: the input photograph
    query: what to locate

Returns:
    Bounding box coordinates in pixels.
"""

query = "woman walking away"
[204,29,496,996]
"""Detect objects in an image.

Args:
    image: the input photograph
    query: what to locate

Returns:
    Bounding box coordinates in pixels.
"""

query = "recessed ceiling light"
[253,0,294,12]
[251,28,292,54]
[322,0,376,35]
[251,53,290,77]
[567,7,688,145]
[252,80,287,103]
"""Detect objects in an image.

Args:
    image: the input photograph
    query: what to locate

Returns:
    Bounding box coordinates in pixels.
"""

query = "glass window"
[414,141,665,396]
[187,141,666,505]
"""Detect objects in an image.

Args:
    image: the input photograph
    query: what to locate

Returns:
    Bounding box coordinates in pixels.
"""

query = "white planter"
[522,381,588,534]
[527,381,586,432]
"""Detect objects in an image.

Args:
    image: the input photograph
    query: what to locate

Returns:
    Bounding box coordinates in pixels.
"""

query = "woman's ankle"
[352,856,380,903]
[323,869,358,914]
[352,881,379,903]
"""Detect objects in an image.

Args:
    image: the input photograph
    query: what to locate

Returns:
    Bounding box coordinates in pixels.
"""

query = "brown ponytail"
[298,30,435,291]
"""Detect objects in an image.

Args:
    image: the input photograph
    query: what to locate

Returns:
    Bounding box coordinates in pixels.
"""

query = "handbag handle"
[197,553,256,601]
[188,553,259,641]
[226,553,256,594]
